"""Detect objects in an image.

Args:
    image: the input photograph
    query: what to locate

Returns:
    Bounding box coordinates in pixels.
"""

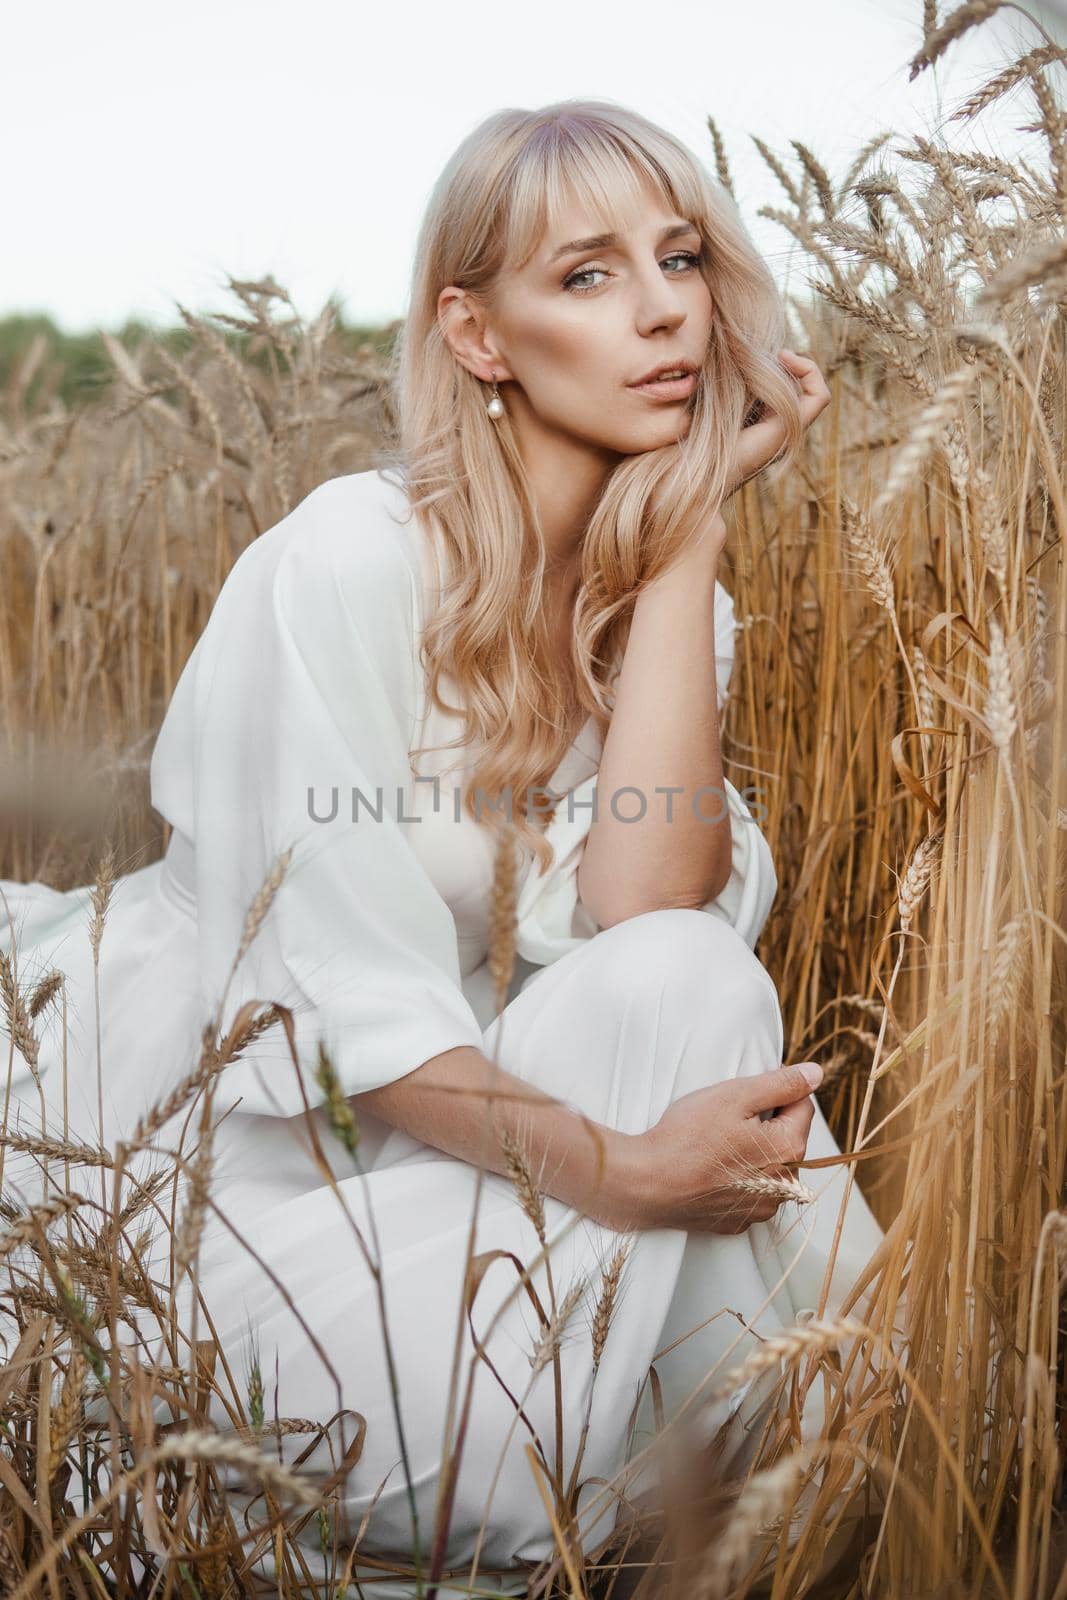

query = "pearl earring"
[485,371,505,421]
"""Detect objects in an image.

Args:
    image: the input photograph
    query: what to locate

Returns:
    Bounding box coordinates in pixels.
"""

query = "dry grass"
[1,2,1066,1594]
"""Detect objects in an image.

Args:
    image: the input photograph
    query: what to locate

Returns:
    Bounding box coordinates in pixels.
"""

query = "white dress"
[0,468,887,1597]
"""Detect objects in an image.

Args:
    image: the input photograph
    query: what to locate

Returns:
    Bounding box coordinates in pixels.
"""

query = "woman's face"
[481,176,713,458]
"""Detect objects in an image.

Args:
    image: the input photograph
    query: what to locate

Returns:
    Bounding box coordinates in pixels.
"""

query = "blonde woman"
[1,101,886,1596]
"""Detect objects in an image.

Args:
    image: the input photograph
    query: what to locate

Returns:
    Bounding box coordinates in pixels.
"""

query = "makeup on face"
[627,368,699,403]
[538,213,708,403]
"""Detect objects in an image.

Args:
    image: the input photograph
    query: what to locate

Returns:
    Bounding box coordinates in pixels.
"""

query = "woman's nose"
[634,274,687,335]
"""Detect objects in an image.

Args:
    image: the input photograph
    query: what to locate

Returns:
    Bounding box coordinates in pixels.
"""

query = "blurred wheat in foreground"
[2,4,1066,1596]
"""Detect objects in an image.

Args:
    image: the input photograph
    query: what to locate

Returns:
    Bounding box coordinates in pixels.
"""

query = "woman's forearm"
[577,536,731,927]
[350,1045,644,1230]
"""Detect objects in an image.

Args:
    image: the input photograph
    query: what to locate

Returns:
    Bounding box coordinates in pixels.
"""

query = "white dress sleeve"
[149,476,486,1119]
[512,578,778,967]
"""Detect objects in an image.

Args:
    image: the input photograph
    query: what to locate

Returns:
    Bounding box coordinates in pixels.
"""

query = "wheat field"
[1,4,1065,1596]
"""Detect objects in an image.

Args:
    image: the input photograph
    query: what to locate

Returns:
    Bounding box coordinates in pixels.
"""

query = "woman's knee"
[590,907,777,1013]
[592,910,785,1082]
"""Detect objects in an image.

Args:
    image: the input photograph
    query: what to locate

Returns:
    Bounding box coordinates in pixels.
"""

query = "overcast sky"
[6,0,1066,334]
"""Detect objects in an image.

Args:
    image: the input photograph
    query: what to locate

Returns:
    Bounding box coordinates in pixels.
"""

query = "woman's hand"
[609,1061,823,1233]
[727,348,832,498]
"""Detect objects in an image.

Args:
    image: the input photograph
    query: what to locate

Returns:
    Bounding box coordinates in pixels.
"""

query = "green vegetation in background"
[0,305,399,415]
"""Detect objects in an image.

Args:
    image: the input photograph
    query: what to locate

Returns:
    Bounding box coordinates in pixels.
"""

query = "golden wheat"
[1,9,1065,1592]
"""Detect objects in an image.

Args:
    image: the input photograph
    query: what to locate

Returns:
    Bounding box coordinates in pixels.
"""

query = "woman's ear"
[437,287,481,378]
[437,287,511,384]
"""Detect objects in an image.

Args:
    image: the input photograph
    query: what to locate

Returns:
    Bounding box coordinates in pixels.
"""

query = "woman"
[1,101,887,1596]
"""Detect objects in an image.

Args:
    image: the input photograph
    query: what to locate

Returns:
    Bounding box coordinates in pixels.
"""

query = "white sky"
[6,0,1067,334]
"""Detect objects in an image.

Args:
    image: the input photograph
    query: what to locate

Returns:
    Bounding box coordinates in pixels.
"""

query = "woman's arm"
[351,1042,823,1235]
[352,1044,643,1229]
[577,524,732,929]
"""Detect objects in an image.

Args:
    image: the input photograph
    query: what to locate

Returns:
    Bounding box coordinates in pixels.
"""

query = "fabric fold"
[147,475,488,1118]
[513,773,777,965]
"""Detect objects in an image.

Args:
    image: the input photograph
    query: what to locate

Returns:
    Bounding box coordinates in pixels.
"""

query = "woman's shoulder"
[205,467,421,645]
[247,466,419,591]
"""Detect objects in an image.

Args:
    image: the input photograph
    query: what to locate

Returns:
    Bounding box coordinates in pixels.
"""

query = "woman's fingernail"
[801,1062,823,1088]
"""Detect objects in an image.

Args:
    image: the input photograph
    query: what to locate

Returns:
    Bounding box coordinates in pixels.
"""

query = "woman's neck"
[506,400,619,568]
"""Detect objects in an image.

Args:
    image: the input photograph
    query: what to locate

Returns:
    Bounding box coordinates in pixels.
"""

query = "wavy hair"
[379,98,805,874]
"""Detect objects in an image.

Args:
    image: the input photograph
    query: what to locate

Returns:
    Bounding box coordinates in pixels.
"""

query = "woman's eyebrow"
[546,221,699,264]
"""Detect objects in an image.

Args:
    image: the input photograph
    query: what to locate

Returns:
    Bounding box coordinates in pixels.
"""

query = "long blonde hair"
[380,98,804,874]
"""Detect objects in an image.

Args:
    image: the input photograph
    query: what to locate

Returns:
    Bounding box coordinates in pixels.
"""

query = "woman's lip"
[628,371,698,400]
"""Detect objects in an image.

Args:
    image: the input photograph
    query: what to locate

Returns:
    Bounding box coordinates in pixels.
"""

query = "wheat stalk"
[26,970,64,1020]
[591,1240,632,1370]
[986,915,1029,1034]
[529,1277,587,1377]
[909,1,1005,82]
[871,365,980,517]
[232,1417,323,1440]
[498,1123,547,1245]
[152,1431,322,1505]
[898,830,943,935]
[699,1452,807,1598]
[0,1132,113,1169]
[126,1001,278,1149]
[313,1042,361,1161]
[48,1349,87,1481]
[952,43,1067,122]
[735,1173,817,1205]
[234,846,293,967]
[978,231,1067,305]
[984,616,1018,750]
[705,1316,870,1405]
[87,842,115,961]
[174,1118,215,1280]
[0,1194,87,1262]
[0,951,40,1080]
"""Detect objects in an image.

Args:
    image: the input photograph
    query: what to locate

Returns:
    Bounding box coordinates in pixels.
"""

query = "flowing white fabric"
[0,470,886,1597]
[0,469,775,1128]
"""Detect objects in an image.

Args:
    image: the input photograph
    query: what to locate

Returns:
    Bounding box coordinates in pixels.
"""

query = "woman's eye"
[562,250,702,295]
